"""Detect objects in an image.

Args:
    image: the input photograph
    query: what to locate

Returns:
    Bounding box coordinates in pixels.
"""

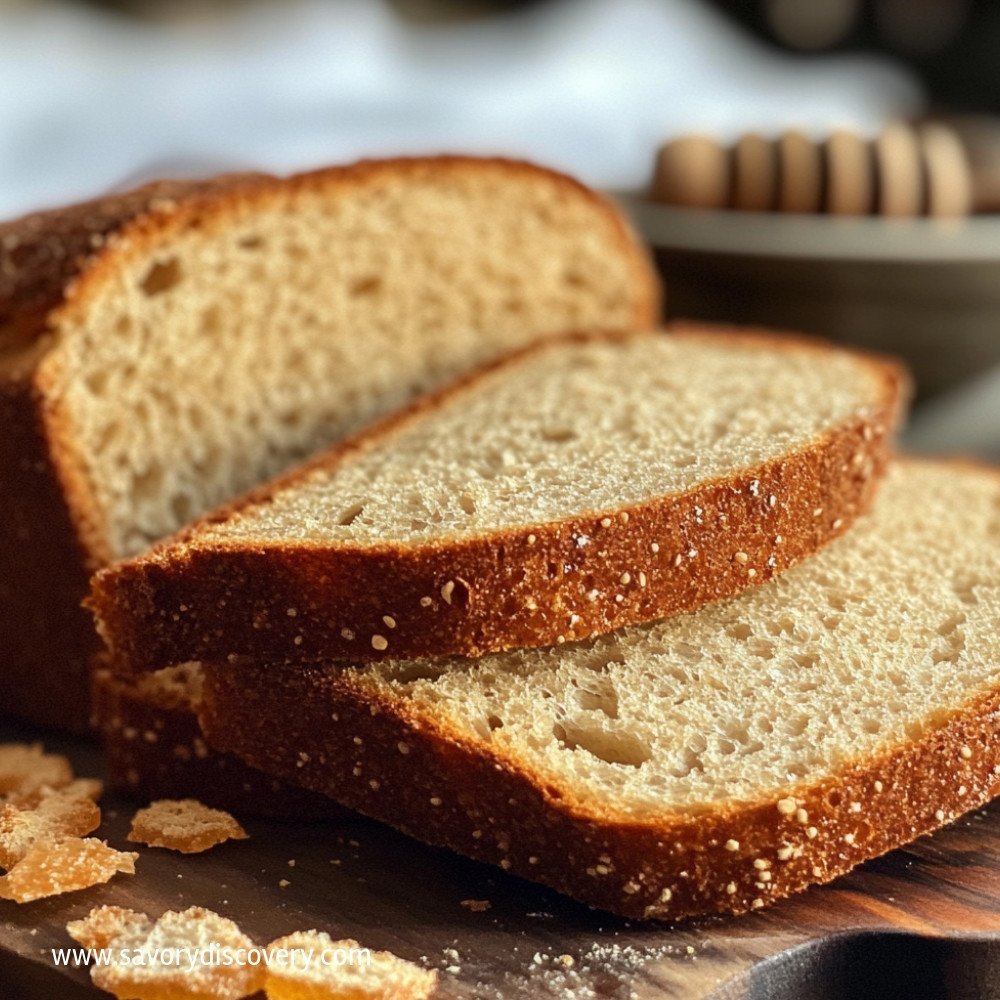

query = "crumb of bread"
[0,743,74,798]
[67,905,145,950]
[0,838,136,902]
[128,798,247,853]
[68,904,262,999]
[0,785,101,869]
[459,899,491,912]
[265,929,437,1000]
[8,777,103,809]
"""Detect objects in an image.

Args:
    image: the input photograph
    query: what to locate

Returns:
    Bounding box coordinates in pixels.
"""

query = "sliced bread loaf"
[199,460,1000,921]
[92,326,904,673]
[0,156,656,730]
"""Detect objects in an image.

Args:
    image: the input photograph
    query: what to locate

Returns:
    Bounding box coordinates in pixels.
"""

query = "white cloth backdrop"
[0,0,918,217]
[4,0,994,457]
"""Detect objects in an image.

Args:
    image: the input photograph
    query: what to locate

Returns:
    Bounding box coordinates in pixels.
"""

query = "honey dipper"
[651,120,1000,217]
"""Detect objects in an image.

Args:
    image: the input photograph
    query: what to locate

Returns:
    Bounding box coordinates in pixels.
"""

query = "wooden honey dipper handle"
[651,122,984,217]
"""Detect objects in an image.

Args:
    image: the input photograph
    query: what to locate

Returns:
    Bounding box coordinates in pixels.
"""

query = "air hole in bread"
[201,305,222,337]
[937,611,966,637]
[140,257,183,297]
[571,682,619,719]
[350,275,382,298]
[540,427,576,444]
[784,714,810,737]
[338,503,365,527]
[825,591,850,613]
[238,235,264,250]
[668,746,702,778]
[458,494,476,516]
[170,493,196,526]
[747,638,775,660]
[85,370,110,397]
[133,466,164,506]
[952,573,981,606]
[553,722,651,768]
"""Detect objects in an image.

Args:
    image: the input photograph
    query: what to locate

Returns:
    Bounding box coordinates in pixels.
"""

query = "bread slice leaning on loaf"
[91,326,905,674]
[199,460,1000,922]
[0,156,657,731]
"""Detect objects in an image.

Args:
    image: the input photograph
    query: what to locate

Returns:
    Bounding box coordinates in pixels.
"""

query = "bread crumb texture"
[0,838,136,902]
[67,907,437,1000]
[0,743,73,797]
[202,332,885,546]
[0,741,114,902]
[68,905,263,1000]
[40,159,652,559]
[0,784,101,868]
[128,798,248,854]
[265,929,437,1000]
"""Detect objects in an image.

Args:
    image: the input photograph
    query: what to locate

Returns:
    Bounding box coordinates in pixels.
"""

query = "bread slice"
[90,660,346,820]
[91,326,905,674]
[198,460,1000,921]
[0,156,656,730]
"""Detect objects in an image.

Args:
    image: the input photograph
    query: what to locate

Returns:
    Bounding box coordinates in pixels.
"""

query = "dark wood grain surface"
[3,722,1000,1000]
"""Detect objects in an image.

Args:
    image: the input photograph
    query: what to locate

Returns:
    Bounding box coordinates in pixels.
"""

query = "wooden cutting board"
[3,720,1000,1000]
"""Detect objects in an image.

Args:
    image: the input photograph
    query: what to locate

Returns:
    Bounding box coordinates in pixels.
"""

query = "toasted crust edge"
[91,326,907,674]
[198,589,1000,922]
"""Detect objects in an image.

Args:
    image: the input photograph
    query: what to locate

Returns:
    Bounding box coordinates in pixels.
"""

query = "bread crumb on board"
[128,798,248,854]
[0,838,136,903]
[0,742,117,902]
[0,742,74,797]
[0,785,101,869]
[68,908,437,1000]
[266,929,437,1000]
[68,905,262,1000]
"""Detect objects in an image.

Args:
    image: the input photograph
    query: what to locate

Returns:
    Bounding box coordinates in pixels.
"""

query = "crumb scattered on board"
[0,838,137,903]
[267,929,437,1000]
[460,899,491,912]
[67,906,437,1000]
[128,798,248,854]
[0,742,135,902]
[68,905,263,1000]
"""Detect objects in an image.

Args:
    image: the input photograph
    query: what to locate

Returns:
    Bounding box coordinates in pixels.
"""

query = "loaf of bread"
[91,326,904,675]
[0,156,657,731]
[198,460,1000,921]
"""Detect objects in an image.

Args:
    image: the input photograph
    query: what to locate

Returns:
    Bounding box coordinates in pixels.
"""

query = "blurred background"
[2,0,998,455]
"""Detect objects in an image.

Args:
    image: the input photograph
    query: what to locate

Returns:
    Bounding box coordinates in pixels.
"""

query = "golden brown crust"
[91,326,907,675]
[0,174,269,355]
[90,662,347,820]
[199,647,1000,922]
[1,155,657,730]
